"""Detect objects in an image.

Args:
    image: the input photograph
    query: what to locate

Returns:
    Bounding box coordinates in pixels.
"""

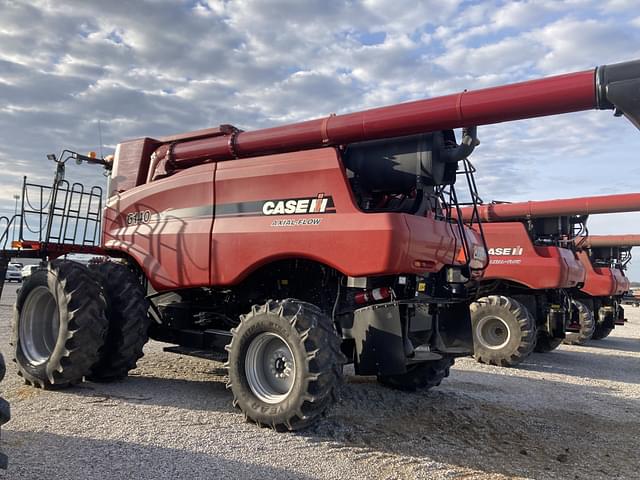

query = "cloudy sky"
[1,0,639,279]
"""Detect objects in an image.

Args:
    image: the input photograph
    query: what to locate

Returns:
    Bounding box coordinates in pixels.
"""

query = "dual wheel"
[471,296,594,367]
[11,260,149,389]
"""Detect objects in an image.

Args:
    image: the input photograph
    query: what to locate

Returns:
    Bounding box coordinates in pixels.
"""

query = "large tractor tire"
[564,300,595,345]
[470,295,536,367]
[591,324,613,340]
[534,332,563,352]
[591,318,614,340]
[11,260,108,389]
[88,262,150,381]
[0,354,9,469]
[226,299,343,431]
[377,358,454,391]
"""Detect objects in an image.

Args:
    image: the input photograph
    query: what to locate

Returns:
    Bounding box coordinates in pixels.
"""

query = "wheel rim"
[476,315,511,350]
[245,332,296,404]
[19,286,60,365]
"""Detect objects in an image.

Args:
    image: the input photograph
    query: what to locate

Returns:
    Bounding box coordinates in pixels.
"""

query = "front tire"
[226,299,343,430]
[564,300,595,345]
[11,260,108,388]
[471,295,536,367]
[0,354,9,469]
[377,358,454,391]
[88,261,150,381]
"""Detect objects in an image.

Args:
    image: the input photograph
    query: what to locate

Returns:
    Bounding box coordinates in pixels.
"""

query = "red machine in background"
[2,59,640,430]
[459,194,640,366]
[575,234,640,339]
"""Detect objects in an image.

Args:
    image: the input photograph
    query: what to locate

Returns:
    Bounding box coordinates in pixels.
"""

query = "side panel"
[480,223,585,289]
[578,251,617,297]
[103,164,214,290]
[615,270,630,294]
[210,148,463,285]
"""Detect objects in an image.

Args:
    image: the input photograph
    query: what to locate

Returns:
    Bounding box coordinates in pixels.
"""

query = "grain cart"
[575,234,640,339]
[2,60,640,430]
[459,194,640,366]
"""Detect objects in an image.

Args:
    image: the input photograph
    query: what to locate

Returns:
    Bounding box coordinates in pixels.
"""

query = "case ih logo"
[488,246,524,256]
[262,194,335,216]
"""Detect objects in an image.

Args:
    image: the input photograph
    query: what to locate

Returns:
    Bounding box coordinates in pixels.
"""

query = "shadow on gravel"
[2,430,316,480]
[581,336,640,354]
[518,348,640,384]
[54,367,640,480]
[57,375,235,413]
[299,374,640,480]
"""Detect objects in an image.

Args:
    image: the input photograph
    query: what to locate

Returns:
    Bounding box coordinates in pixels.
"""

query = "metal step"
[407,345,443,364]
[163,345,227,363]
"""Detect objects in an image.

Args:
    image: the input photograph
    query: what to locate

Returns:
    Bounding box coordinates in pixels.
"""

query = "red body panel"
[614,269,630,294]
[103,164,214,290]
[460,193,640,222]
[478,223,585,289]
[103,148,481,291]
[577,251,624,296]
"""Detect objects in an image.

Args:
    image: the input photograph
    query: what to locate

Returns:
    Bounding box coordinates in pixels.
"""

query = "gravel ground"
[1,282,639,480]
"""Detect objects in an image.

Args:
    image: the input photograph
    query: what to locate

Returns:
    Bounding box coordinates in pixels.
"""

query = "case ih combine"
[575,234,639,338]
[1,59,640,430]
[459,194,640,366]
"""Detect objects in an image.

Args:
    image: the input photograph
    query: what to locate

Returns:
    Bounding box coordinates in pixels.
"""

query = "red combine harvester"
[1,59,640,430]
[575,234,640,339]
[459,194,640,366]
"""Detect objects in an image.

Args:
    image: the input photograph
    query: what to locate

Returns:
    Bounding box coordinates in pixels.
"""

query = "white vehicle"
[4,265,21,283]
[21,264,39,280]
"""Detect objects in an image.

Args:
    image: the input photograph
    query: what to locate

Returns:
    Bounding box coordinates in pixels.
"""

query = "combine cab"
[3,58,640,429]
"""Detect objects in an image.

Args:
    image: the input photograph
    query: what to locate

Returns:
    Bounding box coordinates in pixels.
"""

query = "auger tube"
[578,235,640,249]
[146,59,640,174]
[460,192,640,222]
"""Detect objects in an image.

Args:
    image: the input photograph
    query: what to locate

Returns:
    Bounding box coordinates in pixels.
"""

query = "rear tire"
[0,354,9,469]
[564,300,595,345]
[11,260,108,388]
[226,299,343,431]
[471,295,536,367]
[88,261,150,381]
[377,358,454,391]
[591,320,614,340]
[534,333,563,353]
